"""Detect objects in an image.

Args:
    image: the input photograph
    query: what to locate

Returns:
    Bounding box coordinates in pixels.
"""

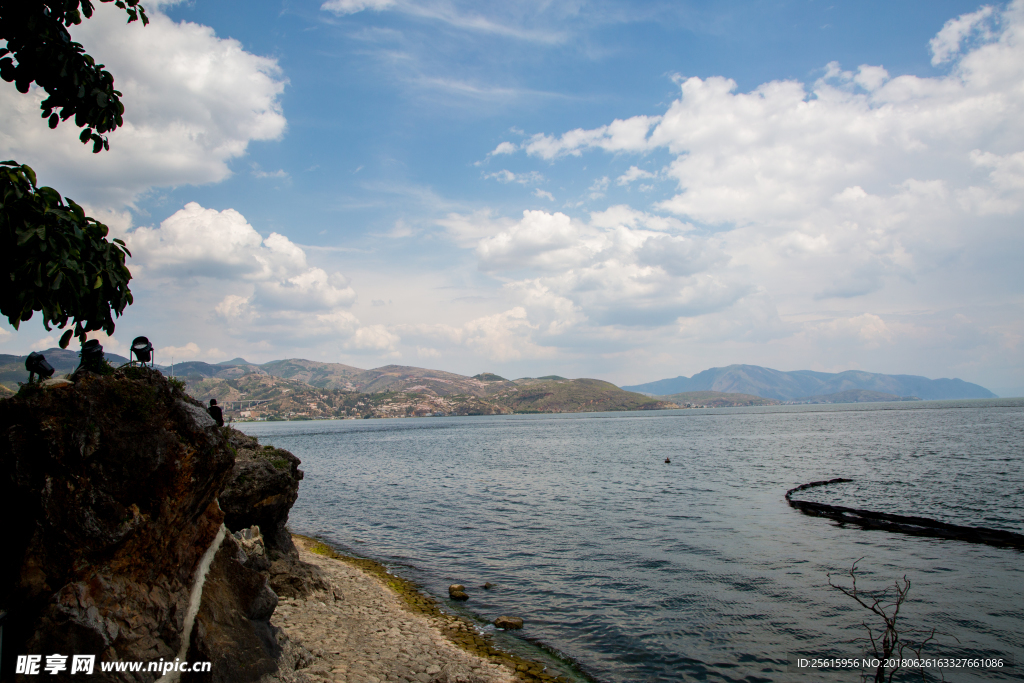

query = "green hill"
[495,378,675,413]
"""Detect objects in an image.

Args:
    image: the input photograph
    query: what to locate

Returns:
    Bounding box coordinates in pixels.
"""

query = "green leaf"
[59,329,74,349]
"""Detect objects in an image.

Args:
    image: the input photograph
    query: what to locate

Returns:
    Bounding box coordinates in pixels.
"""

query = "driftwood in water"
[786,478,1024,550]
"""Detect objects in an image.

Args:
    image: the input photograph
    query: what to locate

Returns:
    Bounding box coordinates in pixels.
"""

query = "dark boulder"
[219,430,303,557]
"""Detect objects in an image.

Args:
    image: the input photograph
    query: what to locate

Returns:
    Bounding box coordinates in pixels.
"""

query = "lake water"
[239,399,1024,682]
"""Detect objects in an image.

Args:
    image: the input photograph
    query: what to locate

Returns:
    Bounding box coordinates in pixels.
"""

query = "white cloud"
[489,141,518,155]
[0,2,287,208]
[617,165,657,186]
[811,313,894,349]
[458,208,744,327]
[322,0,396,14]
[930,5,997,65]
[492,0,1024,345]
[462,307,551,361]
[254,269,357,311]
[162,342,203,359]
[485,170,544,184]
[476,210,592,272]
[852,65,889,92]
[533,188,555,201]
[129,203,306,281]
[436,209,516,247]
[346,325,400,351]
[524,115,661,159]
[321,0,564,43]
[124,203,392,356]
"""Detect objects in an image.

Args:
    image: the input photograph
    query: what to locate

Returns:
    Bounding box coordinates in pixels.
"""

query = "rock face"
[184,533,280,683]
[0,368,290,681]
[219,430,303,557]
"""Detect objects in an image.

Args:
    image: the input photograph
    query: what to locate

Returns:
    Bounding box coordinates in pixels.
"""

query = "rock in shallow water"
[493,616,523,630]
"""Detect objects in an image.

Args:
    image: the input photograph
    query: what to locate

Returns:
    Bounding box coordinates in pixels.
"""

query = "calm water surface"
[240,400,1024,682]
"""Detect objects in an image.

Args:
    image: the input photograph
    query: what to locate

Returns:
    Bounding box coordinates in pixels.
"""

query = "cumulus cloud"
[930,5,997,65]
[811,313,894,349]
[162,342,203,359]
[460,208,744,328]
[475,0,1024,359]
[0,2,287,208]
[127,203,389,353]
[129,203,307,281]
[394,308,555,361]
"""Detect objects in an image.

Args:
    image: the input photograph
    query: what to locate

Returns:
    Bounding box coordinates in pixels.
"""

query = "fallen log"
[785,478,1024,550]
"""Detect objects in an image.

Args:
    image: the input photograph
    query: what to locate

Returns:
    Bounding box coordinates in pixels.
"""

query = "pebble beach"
[264,536,569,683]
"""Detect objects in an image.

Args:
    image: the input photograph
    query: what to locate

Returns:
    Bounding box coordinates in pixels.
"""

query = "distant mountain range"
[1,351,998,406]
[0,350,673,416]
[622,364,996,401]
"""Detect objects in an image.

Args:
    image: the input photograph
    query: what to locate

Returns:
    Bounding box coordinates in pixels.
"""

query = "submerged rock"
[448,584,469,601]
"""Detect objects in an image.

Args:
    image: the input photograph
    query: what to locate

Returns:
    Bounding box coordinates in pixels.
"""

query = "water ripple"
[242,399,1024,682]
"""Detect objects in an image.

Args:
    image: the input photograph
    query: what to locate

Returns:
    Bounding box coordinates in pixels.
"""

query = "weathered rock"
[234,526,271,573]
[481,582,493,590]
[448,585,468,601]
[0,367,234,680]
[220,428,303,557]
[268,558,329,600]
[493,616,523,630]
[183,533,280,683]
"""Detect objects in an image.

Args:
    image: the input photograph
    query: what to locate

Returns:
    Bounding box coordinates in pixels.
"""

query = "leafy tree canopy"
[0,0,148,153]
[0,1,146,347]
[0,161,133,348]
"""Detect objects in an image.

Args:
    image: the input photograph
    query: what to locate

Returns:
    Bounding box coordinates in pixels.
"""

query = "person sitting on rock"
[208,399,224,427]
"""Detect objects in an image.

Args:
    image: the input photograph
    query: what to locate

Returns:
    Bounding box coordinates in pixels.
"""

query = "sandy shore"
[264,536,568,683]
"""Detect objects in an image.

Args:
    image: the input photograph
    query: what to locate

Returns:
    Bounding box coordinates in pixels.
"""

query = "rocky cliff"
[0,367,311,682]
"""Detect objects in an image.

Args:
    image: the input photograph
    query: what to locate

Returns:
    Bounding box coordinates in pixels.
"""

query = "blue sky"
[2,0,1022,396]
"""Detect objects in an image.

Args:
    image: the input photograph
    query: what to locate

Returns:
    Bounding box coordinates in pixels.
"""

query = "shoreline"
[270,534,580,683]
